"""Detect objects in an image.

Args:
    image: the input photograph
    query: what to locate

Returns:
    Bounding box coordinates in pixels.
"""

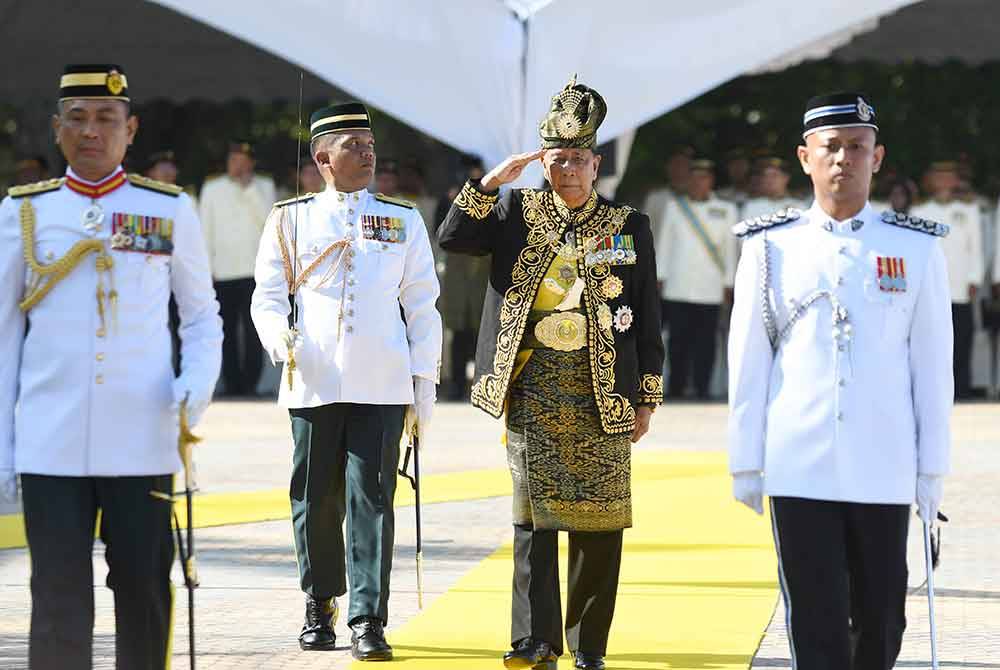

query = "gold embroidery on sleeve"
[454,181,498,220]
[638,374,664,404]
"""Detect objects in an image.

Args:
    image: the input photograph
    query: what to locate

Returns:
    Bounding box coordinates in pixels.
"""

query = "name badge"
[584,234,636,267]
[362,215,406,243]
[110,213,174,255]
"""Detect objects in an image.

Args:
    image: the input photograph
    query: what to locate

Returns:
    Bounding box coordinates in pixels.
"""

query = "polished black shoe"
[298,596,338,650]
[350,616,393,661]
[573,651,606,670]
[503,638,558,670]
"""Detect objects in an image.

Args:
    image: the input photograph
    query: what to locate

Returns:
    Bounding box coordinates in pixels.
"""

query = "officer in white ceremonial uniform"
[740,157,803,222]
[655,159,738,398]
[910,161,985,399]
[0,64,222,670]
[251,102,441,661]
[728,93,952,669]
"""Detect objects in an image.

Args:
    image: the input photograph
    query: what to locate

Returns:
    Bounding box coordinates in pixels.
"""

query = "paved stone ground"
[0,401,997,668]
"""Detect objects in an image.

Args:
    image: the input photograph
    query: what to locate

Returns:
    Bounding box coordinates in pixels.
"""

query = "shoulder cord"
[19,198,116,331]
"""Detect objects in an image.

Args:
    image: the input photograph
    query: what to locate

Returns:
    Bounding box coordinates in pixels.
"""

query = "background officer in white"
[728,92,953,669]
[655,159,738,398]
[0,64,222,670]
[911,161,984,399]
[740,157,802,222]
[251,102,441,661]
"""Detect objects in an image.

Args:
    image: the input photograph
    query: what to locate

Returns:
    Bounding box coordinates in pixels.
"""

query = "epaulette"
[374,193,416,209]
[732,207,801,238]
[880,210,950,237]
[127,173,184,196]
[9,177,66,199]
[273,193,316,208]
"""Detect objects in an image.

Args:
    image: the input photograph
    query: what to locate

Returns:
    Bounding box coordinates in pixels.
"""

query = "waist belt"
[522,309,588,351]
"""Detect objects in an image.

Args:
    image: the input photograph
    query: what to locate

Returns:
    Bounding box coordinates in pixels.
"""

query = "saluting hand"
[480,150,546,192]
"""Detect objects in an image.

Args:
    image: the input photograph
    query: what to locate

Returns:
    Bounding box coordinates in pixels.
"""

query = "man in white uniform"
[655,159,738,398]
[728,92,952,669]
[740,157,802,222]
[0,64,222,670]
[911,161,984,399]
[200,141,276,396]
[251,102,441,661]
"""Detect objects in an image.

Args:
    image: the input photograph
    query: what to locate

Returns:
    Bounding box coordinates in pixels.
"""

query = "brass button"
[346,309,354,317]
[347,293,355,301]
[96,353,105,362]
[349,209,355,215]
[837,412,844,421]
[145,255,152,263]
[381,244,388,251]
[95,374,104,384]
[838,379,846,387]
[45,251,55,261]
[96,328,106,338]
[348,279,355,286]
[346,325,354,334]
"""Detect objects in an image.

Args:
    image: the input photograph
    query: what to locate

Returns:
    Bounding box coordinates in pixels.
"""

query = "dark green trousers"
[21,473,175,670]
[289,402,405,625]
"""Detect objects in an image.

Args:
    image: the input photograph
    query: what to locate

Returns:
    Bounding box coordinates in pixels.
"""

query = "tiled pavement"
[1,402,997,668]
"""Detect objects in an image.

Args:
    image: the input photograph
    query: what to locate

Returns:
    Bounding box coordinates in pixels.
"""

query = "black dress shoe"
[503,638,558,670]
[299,596,338,650]
[574,651,606,669]
[350,616,393,661]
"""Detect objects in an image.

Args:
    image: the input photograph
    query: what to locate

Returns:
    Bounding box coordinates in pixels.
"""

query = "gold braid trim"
[637,374,664,405]
[18,198,108,312]
[577,200,635,434]
[274,208,349,294]
[454,181,498,220]
[471,189,565,416]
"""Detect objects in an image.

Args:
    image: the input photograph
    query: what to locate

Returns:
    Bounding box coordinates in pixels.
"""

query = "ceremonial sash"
[675,196,725,275]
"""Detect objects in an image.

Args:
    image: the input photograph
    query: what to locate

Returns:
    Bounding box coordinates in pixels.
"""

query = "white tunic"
[728,202,953,504]
[655,194,739,304]
[199,174,276,281]
[0,169,222,477]
[251,187,442,408]
[910,199,984,304]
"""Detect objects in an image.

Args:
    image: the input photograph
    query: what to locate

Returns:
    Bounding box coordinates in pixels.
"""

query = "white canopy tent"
[152,0,916,183]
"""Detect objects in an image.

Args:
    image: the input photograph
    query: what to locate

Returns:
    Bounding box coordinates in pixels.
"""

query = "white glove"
[916,474,943,525]
[0,469,17,504]
[172,377,212,429]
[405,376,436,449]
[732,470,764,515]
[270,328,302,365]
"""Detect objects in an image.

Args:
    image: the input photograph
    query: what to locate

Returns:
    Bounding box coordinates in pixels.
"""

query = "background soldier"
[251,102,441,661]
[439,77,663,670]
[729,92,952,668]
[911,161,985,399]
[655,159,738,399]
[740,157,802,221]
[200,140,275,396]
[0,64,222,670]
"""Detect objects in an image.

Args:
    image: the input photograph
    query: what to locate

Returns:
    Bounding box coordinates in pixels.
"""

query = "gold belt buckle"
[534,312,586,351]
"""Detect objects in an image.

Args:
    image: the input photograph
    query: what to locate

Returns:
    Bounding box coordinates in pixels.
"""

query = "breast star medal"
[613,305,634,333]
[82,202,104,236]
[601,275,623,300]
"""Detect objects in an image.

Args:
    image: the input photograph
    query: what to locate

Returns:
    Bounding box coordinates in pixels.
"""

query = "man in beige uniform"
[199,141,276,395]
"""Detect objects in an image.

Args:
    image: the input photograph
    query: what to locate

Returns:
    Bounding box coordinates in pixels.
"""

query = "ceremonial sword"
[398,433,424,609]
[286,72,304,389]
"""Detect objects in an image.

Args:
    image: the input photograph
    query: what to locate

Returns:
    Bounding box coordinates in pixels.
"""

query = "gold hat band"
[310,113,369,131]
[60,72,129,88]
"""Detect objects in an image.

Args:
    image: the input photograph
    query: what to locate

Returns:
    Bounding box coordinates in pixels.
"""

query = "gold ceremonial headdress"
[538,75,607,150]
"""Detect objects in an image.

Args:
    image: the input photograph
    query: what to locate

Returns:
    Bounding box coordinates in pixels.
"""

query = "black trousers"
[448,328,477,399]
[952,302,974,399]
[770,497,909,670]
[663,300,720,398]
[288,403,405,625]
[21,474,175,670]
[215,277,263,395]
[511,525,623,657]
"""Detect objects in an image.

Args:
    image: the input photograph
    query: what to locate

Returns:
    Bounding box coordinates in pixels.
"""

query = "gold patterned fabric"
[506,349,632,531]
[470,188,638,434]
[453,181,497,220]
[638,374,664,405]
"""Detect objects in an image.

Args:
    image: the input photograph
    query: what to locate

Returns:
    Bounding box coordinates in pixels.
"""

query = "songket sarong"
[506,348,632,532]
